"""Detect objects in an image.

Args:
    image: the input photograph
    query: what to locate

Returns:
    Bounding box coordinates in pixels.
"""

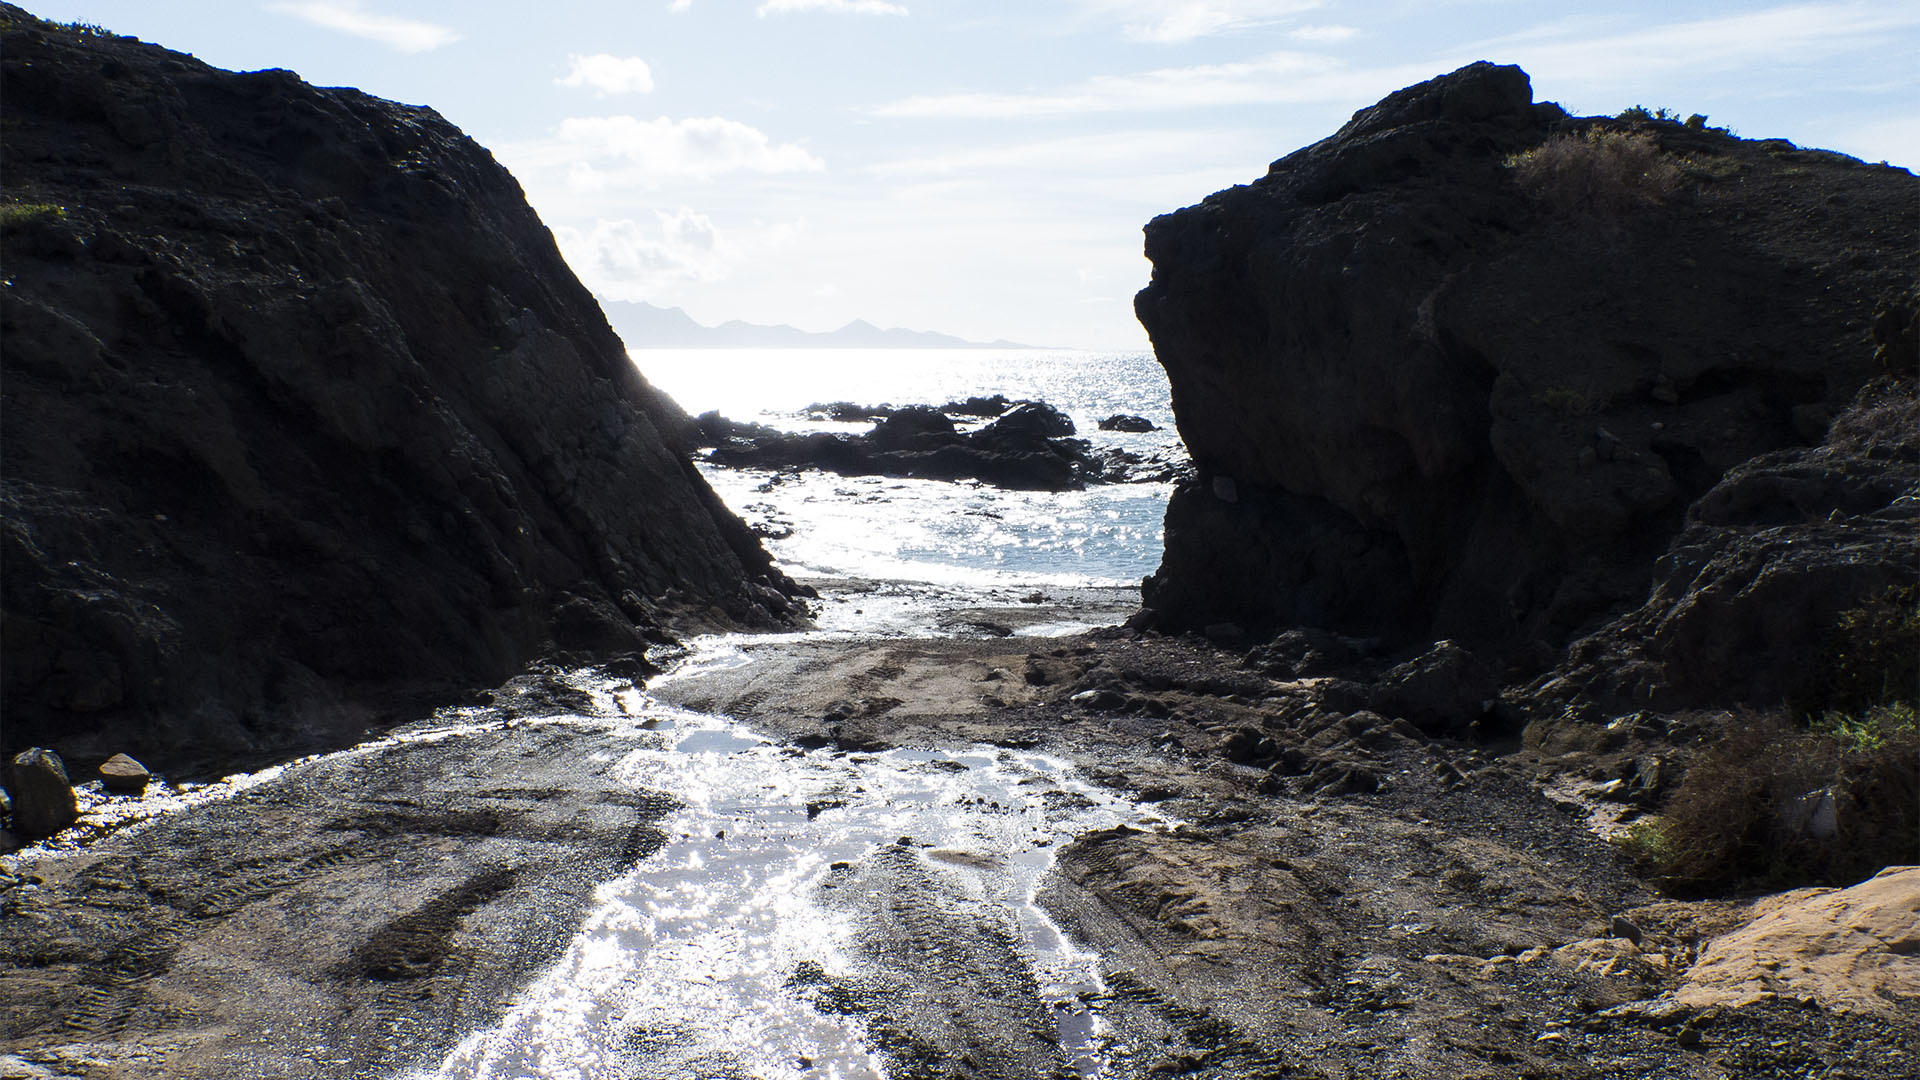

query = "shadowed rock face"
[0,9,801,769]
[1135,61,1918,709]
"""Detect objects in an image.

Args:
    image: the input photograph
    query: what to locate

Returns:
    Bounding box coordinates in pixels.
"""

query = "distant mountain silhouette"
[602,300,1036,349]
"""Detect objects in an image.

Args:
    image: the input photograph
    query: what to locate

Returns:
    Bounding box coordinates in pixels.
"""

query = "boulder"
[1135,60,1917,705]
[1099,414,1157,433]
[7,747,77,839]
[939,394,1013,417]
[805,401,896,422]
[985,402,1076,439]
[98,752,151,794]
[1670,866,1920,1015]
[0,15,802,768]
[1367,640,1503,734]
[868,406,958,449]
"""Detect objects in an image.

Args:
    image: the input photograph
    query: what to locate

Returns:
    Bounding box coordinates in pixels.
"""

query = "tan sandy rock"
[1551,936,1674,979]
[1671,865,1920,1014]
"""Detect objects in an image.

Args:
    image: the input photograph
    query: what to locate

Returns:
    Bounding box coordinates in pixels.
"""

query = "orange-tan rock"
[1671,866,1920,1014]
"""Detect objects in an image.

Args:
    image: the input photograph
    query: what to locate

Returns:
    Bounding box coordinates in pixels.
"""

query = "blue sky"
[23,1,1919,348]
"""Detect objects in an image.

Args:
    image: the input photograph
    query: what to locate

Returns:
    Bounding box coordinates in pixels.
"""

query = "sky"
[20,1,1920,349]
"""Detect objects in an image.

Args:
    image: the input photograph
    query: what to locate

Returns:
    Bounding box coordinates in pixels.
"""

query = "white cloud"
[1479,2,1920,85]
[672,0,907,12]
[757,0,907,14]
[557,54,655,96]
[866,128,1259,183]
[556,211,730,298]
[1071,0,1322,44]
[555,212,808,300]
[876,1,1919,120]
[521,115,825,182]
[1290,23,1357,43]
[872,50,1381,118]
[265,1,458,52]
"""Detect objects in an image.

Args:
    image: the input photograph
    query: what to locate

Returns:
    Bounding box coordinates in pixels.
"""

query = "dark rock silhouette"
[693,400,1184,490]
[1099,414,1158,433]
[0,11,803,771]
[6,748,77,840]
[941,394,1014,418]
[989,402,1076,439]
[1135,61,1918,714]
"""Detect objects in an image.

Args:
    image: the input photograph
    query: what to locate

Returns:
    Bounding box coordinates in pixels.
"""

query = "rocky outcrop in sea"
[690,399,1187,490]
[0,8,804,771]
[1134,61,1918,719]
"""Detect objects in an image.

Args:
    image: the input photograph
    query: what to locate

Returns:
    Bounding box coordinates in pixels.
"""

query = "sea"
[636,347,1185,633]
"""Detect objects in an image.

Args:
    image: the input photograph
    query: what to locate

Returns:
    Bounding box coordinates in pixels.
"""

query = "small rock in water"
[1098,413,1157,432]
[99,753,152,794]
[7,748,78,839]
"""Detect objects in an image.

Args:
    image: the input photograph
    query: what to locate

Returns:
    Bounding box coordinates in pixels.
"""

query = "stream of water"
[382,660,1167,1080]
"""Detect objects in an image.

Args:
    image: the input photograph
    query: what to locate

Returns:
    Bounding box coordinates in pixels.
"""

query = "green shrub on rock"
[1633,709,1918,895]
[1506,129,1684,214]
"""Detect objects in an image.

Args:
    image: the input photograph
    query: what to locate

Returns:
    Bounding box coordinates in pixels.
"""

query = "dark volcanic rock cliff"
[1135,62,1917,712]
[0,10,800,768]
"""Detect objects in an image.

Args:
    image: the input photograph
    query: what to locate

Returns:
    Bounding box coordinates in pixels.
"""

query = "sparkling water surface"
[407,671,1166,1080]
[636,349,1184,594]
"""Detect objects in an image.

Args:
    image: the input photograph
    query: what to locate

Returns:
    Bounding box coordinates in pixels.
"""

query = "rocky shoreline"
[2,14,1916,1080]
[4,596,1914,1078]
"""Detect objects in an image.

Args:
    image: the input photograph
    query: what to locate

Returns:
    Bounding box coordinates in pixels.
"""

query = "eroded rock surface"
[0,10,800,772]
[1134,61,1918,711]
[652,622,1920,1079]
[1670,866,1920,1015]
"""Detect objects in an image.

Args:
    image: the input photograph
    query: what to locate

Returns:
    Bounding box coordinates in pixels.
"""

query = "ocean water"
[634,349,1183,615]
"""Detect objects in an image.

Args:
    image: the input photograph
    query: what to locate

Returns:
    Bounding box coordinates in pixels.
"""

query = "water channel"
[354,649,1174,1079]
